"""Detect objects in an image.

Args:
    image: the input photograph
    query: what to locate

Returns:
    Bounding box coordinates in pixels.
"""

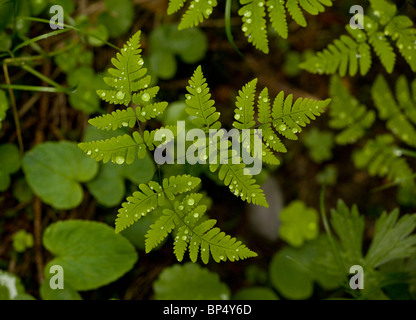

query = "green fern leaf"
[271,91,330,140]
[267,0,288,39]
[369,32,395,73]
[329,76,375,145]
[116,175,201,233]
[353,134,416,189]
[239,0,269,54]
[185,66,221,131]
[395,76,416,125]
[286,0,306,27]
[97,31,157,105]
[178,0,217,30]
[233,79,257,130]
[372,75,416,147]
[168,0,187,14]
[78,132,146,165]
[385,15,416,72]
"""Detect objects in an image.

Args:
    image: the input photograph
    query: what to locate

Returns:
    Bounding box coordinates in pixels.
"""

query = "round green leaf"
[153,263,230,300]
[269,247,314,300]
[279,200,319,247]
[150,51,177,80]
[233,287,279,300]
[43,220,138,291]
[118,154,155,185]
[23,141,98,209]
[87,163,125,207]
[98,0,133,38]
[0,143,21,174]
[87,24,109,47]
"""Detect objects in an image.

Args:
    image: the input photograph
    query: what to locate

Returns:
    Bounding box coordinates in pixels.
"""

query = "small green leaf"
[0,143,21,174]
[23,141,98,209]
[43,220,138,291]
[153,263,230,300]
[279,200,319,247]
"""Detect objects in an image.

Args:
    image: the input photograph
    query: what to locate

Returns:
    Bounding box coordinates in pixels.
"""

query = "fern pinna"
[301,0,416,76]
[78,31,329,263]
[168,0,333,53]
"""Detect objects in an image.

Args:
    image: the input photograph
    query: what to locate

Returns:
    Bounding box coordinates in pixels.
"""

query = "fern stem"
[225,0,245,58]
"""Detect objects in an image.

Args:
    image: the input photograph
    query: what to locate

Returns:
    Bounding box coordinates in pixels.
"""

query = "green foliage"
[0,143,21,192]
[168,0,333,53]
[327,200,416,297]
[279,200,319,247]
[353,135,415,191]
[148,24,208,80]
[371,75,416,148]
[269,236,340,299]
[303,128,334,163]
[153,263,230,300]
[329,76,375,145]
[43,220,138,291]
[78,31,332,263]
[171,0,218,30]
[300,1,416,75]
[0,90,8,130]
[232,286,279,300]
[23,141,98,209]
[98,0,134,38]
[12,230,34,253]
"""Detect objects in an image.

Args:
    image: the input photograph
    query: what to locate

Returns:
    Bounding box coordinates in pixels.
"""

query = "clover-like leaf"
[279,200,319,247]
[23,141,98,209]
[43,220,138,291]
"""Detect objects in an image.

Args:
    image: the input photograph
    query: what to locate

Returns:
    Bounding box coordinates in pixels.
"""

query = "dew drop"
[142,93,150,101]
[116,91,125,100]
[187,198,195,206]
[234,114,241,120]
[115,156,125,164]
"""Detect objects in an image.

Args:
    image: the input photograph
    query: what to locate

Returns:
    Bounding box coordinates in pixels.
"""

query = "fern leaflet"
[329,76,375,145]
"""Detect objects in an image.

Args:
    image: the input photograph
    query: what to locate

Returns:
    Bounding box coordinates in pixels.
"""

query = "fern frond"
[97,31,157,106]
[78,132,146,165]
[372,75,416,148]
[353,134,416,189]
[385,15,416,72]
[115,175,201,233]
[300,33,372,76]
[329,76,375,145]
[178,0,217,30]
[233,79,257,130]
[238,0,268,54]
[88,103,168,130]
[267,0,287,39]
[369,32,395,73]
[168,0,187,14]
[185,66,221,131]
[286,0,306,27]
[209,154,268,207]
[271,91,330,140]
